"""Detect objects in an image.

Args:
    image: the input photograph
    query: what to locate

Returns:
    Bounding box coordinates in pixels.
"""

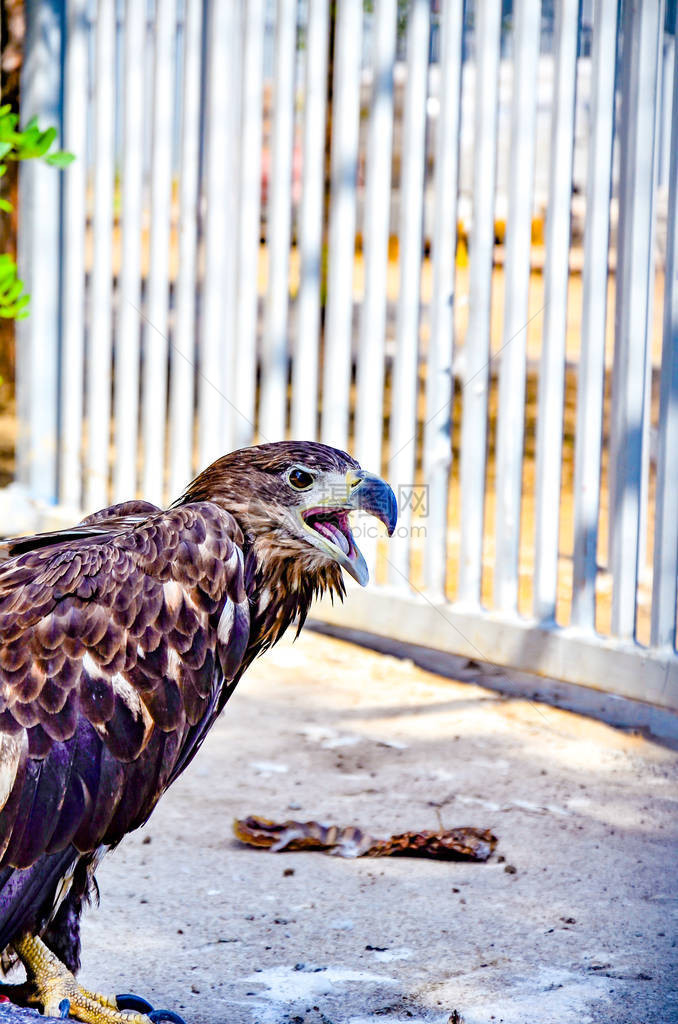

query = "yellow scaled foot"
[13,934,151,1024]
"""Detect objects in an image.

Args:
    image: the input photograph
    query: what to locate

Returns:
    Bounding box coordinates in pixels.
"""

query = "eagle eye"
[287,467,315,490]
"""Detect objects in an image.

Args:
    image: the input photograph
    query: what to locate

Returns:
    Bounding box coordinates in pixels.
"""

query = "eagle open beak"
[300,470,397,587]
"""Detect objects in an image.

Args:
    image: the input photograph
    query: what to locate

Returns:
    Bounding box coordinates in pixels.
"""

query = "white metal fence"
[14,0,678,713]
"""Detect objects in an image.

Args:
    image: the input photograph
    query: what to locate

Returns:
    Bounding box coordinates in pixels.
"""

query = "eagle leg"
[12,935,152,1024]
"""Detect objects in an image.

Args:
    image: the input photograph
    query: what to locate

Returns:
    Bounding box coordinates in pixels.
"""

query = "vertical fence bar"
[570,0,619,631]
[219,0,242,455]
[198,0,234,468]
[59,0,88,509]
[457,0,502,606]
[609,0,662,640]
[355,0,396,469]
[533,0,580,622]
[260,0,297,443]
[387,0,430,584]
[234,0,265,451]
[493,0,541,612]
[113,0,145,503]
[658,33,675,189]
[321,0,363,451]
[141,0,176,505]
[85,0,116,512]
[638,0,666,577]
[292,0,330,442]
[354,0,397,573]
[168,0,203,497]
[16,0,63,502]
[651,47,678,649]
[606,0,657,596]
[423,0,464,599]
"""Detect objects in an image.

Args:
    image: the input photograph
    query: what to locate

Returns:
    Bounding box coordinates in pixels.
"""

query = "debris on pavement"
[233,815,497,861]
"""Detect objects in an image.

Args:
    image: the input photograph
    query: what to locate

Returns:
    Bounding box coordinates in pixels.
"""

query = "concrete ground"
[69,630,678,1024]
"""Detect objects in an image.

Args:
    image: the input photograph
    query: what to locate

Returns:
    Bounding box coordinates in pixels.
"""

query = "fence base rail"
[313,585,678,713]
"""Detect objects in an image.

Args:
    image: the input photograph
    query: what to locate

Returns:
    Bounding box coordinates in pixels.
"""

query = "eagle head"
[180,441,397,587]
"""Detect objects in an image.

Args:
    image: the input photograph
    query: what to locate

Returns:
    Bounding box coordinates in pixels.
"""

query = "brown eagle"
[0,442,396,1023]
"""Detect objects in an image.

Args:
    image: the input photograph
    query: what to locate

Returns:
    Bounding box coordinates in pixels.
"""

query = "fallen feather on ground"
[233,816,497,861]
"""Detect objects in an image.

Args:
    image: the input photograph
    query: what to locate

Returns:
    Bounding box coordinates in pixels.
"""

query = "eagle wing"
[0,500,162,563]
[0,501,250,872]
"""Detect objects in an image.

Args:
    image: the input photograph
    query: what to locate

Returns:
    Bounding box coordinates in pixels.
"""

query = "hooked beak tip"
[349,471,398,536]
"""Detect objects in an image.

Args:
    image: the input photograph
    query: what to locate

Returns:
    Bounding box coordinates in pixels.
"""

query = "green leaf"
[35,126,58,155]
[0,110,76,320]
[0,256,30,319]
[0,111,18,135]
[15,125,57,160]
[2,280,22,304]
[45,150,75,168]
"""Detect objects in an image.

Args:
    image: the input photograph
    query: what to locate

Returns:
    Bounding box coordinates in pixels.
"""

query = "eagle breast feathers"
[0,501,249,868]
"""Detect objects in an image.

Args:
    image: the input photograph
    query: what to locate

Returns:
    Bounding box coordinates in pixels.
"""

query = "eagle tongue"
[328,522,350,556]
[314,518,350,555]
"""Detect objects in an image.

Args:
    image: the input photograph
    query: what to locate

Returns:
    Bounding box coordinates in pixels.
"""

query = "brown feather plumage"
[0,441,389,984]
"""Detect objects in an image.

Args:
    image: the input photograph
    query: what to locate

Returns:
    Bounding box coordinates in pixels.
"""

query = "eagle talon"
[116,995,155,1014]
[12,935,151,1024]
[116,994,186,1024]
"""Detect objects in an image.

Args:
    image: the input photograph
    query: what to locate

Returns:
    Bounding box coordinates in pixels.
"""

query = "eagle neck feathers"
[240,532,345,663]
